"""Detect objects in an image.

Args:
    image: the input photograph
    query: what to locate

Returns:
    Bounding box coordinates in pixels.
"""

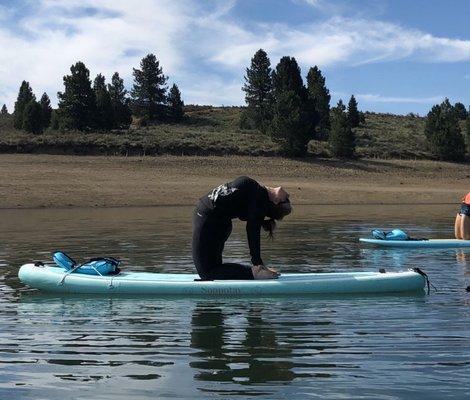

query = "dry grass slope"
[355,112,428,159]
[0,106,464,159]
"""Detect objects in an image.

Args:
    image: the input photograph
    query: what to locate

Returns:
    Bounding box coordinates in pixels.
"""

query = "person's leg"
[212,219,279,280]
[462,214,470,240]
[192,211,221,280]
[209,262,254,280]
[205,219,256,280]
[455,214,463,239]
[217,219,232,261]
[193,212,241,279]
[209,263,280,280]
[193,214,277,280]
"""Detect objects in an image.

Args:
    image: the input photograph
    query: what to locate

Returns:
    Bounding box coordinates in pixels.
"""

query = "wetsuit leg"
[209,262,254,280]
[192,210,222,279]
[192,210,254,280]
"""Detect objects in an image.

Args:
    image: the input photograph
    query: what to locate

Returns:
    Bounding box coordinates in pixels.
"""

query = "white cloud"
[293,0,322,7]
[209,17,470,71]
[354,93,445,104]
[302,0,321,5]
[0,1,469,110]
[184,77,243,106]
[0,0,191,108]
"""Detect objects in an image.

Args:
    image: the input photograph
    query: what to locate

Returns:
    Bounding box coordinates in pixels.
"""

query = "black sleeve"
[246,219,263,265]
[233,176,267,265]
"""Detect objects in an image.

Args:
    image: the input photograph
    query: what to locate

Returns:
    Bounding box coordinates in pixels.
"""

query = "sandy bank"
[0,154,469,209]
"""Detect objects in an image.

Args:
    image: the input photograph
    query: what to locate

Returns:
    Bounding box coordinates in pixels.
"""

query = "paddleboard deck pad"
[18,264,425,295]
[360,238,470,248]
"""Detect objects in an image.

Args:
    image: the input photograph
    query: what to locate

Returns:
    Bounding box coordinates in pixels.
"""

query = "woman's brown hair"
[262,200,292,238]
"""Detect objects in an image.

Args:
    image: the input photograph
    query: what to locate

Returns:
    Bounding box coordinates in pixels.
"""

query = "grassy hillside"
[355,112,428,159]
[0,107,279,156]
[0,106,458,159]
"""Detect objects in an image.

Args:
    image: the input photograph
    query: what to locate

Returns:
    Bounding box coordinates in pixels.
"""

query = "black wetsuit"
[192,176,270,280]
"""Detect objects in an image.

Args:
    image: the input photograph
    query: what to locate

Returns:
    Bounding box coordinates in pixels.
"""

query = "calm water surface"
[1,205,470,399]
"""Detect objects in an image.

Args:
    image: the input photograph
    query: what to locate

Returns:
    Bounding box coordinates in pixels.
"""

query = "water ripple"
[1,205,470,399]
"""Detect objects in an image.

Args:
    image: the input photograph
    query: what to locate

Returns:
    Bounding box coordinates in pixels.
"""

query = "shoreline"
[0,202,458,211]
[1,154,469,209]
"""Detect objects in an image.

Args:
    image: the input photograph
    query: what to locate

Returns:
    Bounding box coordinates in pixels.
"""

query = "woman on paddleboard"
[455,192,470,240]
[192,176,292,280]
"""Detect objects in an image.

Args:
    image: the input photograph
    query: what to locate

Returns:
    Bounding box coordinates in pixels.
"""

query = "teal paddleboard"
[360,238,470,248]
[18,264,425,295]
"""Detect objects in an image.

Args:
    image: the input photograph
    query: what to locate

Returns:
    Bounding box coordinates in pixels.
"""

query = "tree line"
[241,49,470,161]
[2,49,470,162]
[241,49,362,157]
[3,53,184,135]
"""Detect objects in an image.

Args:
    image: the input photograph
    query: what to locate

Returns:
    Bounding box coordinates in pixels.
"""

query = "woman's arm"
[246,219,263,265]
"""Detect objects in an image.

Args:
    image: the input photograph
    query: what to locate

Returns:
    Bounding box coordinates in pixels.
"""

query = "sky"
[0,0,469,115]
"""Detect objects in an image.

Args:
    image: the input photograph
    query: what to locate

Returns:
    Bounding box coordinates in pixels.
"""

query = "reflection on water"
[1,205,470,399]
[190,303,296,387]
[455,250,470,277]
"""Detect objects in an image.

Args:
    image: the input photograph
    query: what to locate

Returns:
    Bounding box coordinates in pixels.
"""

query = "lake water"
[1,205,470,399]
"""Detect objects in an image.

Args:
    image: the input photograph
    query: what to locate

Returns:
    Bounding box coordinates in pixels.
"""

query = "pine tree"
[57,62,96,130]
[1,104,8,115]
[50,110,60,130]
[242,49,273,133]
[425,99,465,161]
[39,93,52,129]
[270,90,310,156]
[23,100,43,135]
[272,56,304,99]
[167,84,184,122]
[454,102,467,120]
[13,81,35,129]
[108,72,132,129]
[347,95,361,128]
[329,100,355,158]
[466,113,470,154]
[93,74,114,130]
[306,66,330,140]
[269,56,313,155]
[131,53,168,120]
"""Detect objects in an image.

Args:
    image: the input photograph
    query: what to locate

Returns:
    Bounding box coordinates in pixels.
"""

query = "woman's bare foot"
[265,266,280,276]
[252,265,280,280]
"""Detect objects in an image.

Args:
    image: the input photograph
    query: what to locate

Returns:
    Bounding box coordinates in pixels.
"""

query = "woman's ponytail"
[263,197,291,239]
[262,218,276,238]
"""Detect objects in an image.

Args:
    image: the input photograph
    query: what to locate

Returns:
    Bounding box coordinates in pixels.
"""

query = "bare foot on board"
[252,265,280,280]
